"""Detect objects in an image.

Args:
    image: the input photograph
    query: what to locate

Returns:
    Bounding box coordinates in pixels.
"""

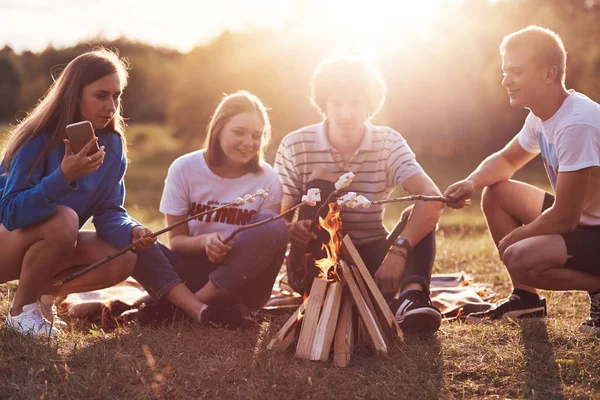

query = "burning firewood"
[269,200,403,366]
[338,260,387,354]
[333,288,356,367]
[310,281,343,361]
[296,278,328,359]
[340,236,404,341]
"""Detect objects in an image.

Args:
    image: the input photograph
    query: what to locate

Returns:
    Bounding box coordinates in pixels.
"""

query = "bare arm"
[398,172,443,247]
[165,214,208,255]
[444,136,538,207]
[165,214,231,263]
[373,172,442,294]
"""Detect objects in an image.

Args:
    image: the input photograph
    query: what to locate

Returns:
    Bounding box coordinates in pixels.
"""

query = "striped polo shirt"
[274,121,424,245]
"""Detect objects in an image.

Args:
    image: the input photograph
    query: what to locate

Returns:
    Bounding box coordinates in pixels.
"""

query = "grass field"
[0,124,598,399]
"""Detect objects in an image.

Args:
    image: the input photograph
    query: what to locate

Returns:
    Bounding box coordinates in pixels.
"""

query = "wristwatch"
[394,237,412,251]
[389,237,411,258]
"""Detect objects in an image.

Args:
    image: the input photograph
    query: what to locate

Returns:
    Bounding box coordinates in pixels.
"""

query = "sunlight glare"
[315,0,438,61]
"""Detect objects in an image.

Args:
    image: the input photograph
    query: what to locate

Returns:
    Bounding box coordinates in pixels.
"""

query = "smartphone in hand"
[66,121,100,156]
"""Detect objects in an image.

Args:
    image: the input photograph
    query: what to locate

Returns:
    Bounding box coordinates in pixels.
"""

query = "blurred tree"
[2,0,600,164]
[0,54,21,121]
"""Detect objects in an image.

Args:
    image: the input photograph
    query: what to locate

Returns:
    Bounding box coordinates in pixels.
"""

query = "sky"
[0,0,293,52]
[0,0,443,54]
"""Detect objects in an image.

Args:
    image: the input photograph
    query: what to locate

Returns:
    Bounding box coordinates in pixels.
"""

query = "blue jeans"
[133,212,288,309]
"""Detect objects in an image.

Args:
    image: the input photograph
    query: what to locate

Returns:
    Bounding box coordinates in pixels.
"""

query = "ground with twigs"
[1,125,599,399]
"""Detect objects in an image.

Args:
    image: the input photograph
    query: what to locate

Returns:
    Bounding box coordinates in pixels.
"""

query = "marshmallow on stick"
[336,194,468,209]
[223,188,321,244]
[309,172,355,231]
[335,172,355,190]
[336,192,373,208]
[302,188,322,206]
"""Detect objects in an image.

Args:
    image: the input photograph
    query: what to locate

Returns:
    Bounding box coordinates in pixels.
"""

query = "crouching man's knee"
[503,244,532,284]
[481,181,511,215]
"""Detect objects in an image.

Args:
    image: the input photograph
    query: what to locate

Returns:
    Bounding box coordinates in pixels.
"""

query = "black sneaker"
[579,290,600,335]
[199,304,243,329]
[466,294,546,324]
[389,290,442,333]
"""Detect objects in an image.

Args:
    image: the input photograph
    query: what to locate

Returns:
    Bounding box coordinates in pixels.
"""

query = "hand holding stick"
[54,190,269,287]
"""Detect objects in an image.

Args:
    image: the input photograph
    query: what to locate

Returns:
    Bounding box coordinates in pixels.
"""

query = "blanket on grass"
[60,272,494,328]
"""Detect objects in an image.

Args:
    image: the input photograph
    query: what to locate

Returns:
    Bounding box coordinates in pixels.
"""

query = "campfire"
[268,204,403,367]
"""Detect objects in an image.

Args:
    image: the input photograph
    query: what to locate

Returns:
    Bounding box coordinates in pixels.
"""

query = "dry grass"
[1,124,599,399]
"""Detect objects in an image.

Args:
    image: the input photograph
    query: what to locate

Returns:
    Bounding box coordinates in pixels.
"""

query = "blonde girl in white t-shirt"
[133,91,287,328]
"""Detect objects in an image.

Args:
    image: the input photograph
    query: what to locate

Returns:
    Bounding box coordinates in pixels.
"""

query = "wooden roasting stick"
[296,278,328,359]
[310,281,343,361]
[338,260,387,354]
[267,301,307,351]
[371,195,471,206]
[54,191,269,287]
[333,288,356,368]
[222,201,307,244]
[341,235,404,341]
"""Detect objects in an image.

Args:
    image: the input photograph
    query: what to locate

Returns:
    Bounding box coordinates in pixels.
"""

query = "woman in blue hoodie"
[0,49,155,337]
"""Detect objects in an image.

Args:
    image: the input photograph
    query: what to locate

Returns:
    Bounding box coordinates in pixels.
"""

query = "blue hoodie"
[0,131,139,249]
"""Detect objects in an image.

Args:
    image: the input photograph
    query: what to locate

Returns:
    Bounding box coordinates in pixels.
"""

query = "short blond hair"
[500,26,567,85]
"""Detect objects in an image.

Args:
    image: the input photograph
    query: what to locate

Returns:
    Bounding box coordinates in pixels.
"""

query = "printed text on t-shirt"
[189,202,257,225]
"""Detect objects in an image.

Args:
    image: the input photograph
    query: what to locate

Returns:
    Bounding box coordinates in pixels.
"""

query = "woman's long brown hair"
[2,48,129,177]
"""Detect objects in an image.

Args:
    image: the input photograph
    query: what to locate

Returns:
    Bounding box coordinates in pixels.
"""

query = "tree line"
[1,0,599,162]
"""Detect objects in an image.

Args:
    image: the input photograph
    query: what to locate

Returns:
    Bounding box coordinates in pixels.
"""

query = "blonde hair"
[311,56,387,121]
[2,48,129,176]
[203,91,271,174]
[500,26,567,85]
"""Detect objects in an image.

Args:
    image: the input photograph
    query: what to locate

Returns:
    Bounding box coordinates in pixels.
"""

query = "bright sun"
[315,0,439,60]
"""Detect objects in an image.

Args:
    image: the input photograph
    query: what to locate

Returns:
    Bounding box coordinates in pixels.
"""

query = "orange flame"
[314,203,343,281]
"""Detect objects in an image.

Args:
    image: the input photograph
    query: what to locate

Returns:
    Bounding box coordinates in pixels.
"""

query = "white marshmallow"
[354,195,372,208]
[337,192,357,206]
[243,194,255,203]
[255,189,269,198]
[234,197,245,205]
[335,172,355,190]
[302,188,321,206]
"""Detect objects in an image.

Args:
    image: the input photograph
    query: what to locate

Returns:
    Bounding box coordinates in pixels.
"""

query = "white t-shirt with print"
[517,90,600,226]
[160,150,283,237]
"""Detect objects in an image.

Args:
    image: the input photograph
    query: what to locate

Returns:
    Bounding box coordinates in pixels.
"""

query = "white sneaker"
[40,294,68,329]
[5,301,61,337]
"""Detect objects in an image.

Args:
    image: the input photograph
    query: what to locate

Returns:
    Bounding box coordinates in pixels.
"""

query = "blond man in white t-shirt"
[445,26,600,333]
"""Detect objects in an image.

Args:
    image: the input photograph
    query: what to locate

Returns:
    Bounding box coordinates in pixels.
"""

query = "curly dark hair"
[310,56,387,121]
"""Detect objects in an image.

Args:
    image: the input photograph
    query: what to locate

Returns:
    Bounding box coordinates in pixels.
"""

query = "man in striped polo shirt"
[274,56,444,333]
